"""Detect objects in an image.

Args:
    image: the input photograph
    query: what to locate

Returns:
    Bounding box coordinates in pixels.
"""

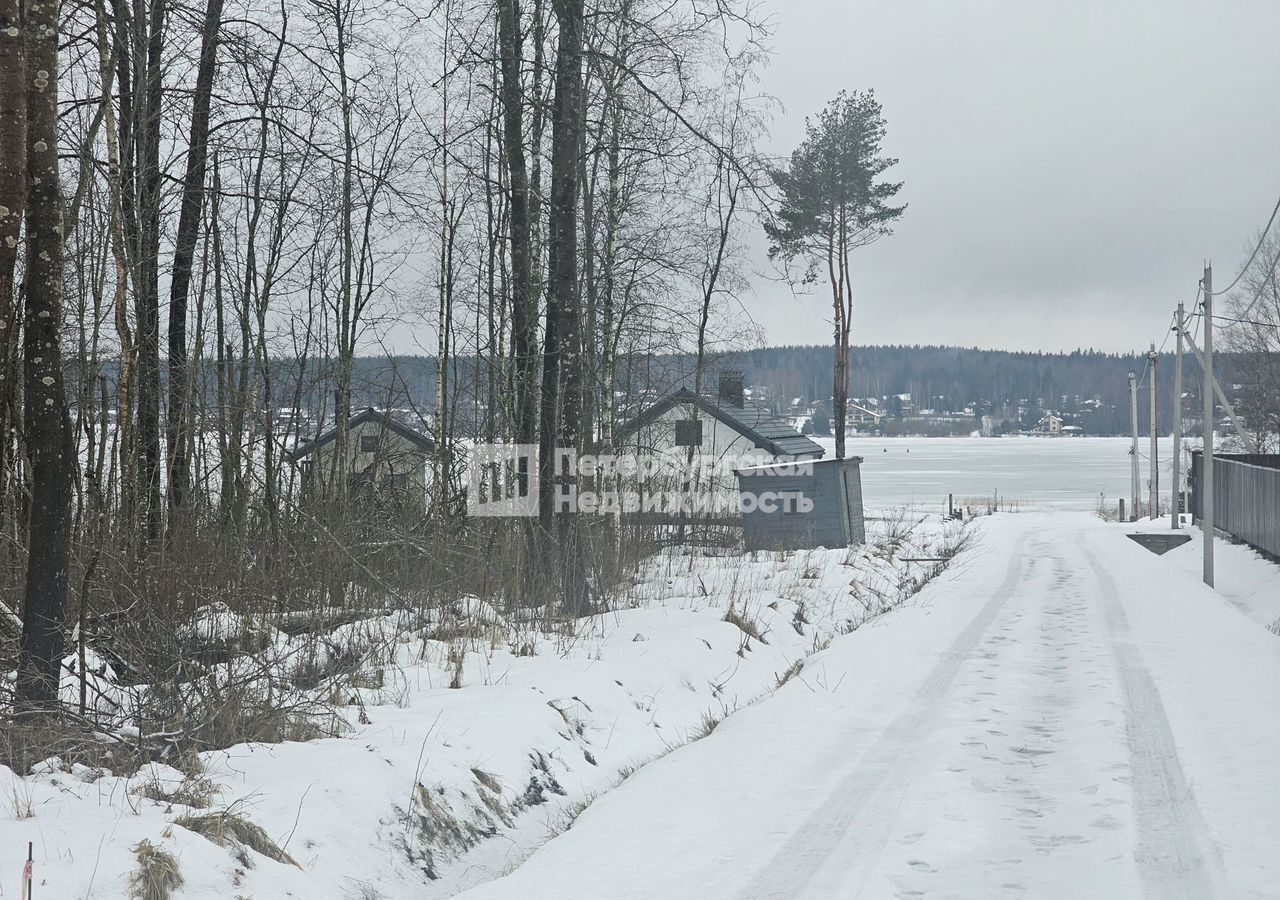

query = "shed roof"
[285,408,435,461]
[612,388,824,459]
[734,455,862,475]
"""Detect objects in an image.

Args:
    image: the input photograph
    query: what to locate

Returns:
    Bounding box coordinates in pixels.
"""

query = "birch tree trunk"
[17,0,75,708]
[128,0,166,545]
[0,0,24,537]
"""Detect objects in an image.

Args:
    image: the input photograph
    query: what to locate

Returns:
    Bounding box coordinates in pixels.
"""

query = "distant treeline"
[727,344,1221,436]
[650,343,1232,436]
[86,343,1231,439]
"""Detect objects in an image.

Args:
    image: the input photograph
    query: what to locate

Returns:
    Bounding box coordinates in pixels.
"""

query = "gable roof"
[285,408,435,461]
[611,388,824,459]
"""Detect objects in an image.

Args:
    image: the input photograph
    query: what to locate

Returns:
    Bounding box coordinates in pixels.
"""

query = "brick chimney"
[718,371,745,408]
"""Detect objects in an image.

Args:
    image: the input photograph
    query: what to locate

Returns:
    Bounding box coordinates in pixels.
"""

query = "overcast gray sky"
[747,0,1280,353]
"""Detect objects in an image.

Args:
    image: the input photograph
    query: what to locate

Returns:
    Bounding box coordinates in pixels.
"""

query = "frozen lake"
[813,436,1179,514]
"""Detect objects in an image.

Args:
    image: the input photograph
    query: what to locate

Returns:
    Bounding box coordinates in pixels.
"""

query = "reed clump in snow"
[174,807,299,868]
[129,839,183,900]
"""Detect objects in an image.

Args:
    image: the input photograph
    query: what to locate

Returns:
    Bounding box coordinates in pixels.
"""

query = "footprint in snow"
[1090,814,1122,831]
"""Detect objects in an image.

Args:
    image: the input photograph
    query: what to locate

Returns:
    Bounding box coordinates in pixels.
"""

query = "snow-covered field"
[5,507,1279,899]
[0,515,967,899]
[824,436,1178,513]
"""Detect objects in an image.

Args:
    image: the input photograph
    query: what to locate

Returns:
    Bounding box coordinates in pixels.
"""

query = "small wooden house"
[286,408,435,510]
[611,372,824,463]
[599,371,819,527]
[735,456,866,550]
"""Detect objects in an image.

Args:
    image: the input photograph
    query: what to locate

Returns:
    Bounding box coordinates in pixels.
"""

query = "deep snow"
[0,514,967,898]
[455,514,1280,900]
[4,511,1279,898]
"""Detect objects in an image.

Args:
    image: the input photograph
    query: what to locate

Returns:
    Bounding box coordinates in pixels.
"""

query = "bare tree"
[1224,228,1280,450]
[14,0,75,707]
[498,0,538,453]
[166,0,227,520]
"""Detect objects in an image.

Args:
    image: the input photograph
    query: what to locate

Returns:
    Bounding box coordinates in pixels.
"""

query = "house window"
[360,434,380,453]
[674,419,703,447]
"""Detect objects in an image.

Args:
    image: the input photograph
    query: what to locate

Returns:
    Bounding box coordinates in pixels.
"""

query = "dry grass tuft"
[547,794,595,837]
[775,658,804,688]
[130,839,184,900]
[471,768,502,794]
[723,601,764,643]
[689,709,723,741]
[1095,496,1121,522]
[174,809,299,867]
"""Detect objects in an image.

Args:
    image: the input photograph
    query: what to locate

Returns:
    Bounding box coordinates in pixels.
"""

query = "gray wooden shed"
[735,456,865,550]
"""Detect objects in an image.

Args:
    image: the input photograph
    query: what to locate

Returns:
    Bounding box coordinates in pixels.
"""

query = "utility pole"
[1129,371,1140,521]
[1202,264,1215,587]
[1148,342,1158,520]
[1178,325,1257,452]
[1171,302,1183,529]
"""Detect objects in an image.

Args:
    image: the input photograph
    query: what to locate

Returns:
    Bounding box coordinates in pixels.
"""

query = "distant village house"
[1034,414,1063,434]
[285,408,435,510]
[610,372,824,465]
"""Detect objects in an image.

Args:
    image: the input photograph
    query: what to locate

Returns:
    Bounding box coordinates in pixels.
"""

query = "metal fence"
[1190,451,1280,557]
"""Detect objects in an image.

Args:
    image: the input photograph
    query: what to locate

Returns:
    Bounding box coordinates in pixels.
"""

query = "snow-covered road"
[457,514,1280,899]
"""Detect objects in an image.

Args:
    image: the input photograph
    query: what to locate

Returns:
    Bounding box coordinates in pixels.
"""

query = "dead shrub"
[144,662,336,755]
[136,772,220,810]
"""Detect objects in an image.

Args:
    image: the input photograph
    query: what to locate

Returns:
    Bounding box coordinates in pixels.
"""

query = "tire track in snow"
[738,531,1033,900]
[1078,536,1229,900]
[882,540,1139,898]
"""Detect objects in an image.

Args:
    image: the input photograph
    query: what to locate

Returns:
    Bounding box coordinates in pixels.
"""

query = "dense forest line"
[731,344,1222,435]
[234,343,1225,438]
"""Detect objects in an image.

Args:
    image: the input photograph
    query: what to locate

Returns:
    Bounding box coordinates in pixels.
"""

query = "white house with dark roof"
[604,373,824,518]
[285,408,435,509]
[610,372,825,464]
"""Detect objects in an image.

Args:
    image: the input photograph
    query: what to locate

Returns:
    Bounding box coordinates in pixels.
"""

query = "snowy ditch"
[2,512,973,899]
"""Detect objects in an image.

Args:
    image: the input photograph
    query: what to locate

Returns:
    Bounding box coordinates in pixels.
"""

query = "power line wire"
[1212,313,1278,330]
[1136,353,1153,388]
[1210,191,1280,297]
[1155,311,1177,354]
[1223,237,1280,325]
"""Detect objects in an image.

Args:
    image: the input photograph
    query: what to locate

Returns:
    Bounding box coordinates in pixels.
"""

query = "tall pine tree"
[766,90,904,458]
